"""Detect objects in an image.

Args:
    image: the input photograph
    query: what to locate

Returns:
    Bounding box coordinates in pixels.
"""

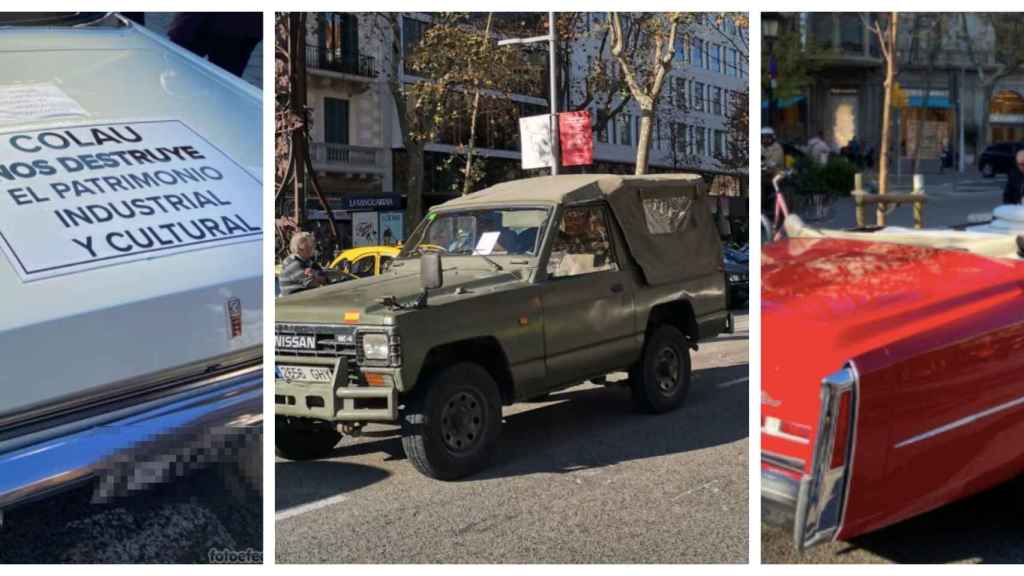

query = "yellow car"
[328,246,401,278]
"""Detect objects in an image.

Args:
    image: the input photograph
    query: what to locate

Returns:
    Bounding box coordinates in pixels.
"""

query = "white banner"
[519,113,554,170]
[0,120,261,282]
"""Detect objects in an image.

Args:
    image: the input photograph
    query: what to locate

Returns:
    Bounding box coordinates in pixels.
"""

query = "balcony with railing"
[310,142,385,175]
[306,44,377,79]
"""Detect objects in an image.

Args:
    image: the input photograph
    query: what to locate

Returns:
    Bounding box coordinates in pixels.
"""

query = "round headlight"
[362,333,390,360]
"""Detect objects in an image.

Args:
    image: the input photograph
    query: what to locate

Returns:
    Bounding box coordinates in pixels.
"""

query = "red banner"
[558,111,593,166]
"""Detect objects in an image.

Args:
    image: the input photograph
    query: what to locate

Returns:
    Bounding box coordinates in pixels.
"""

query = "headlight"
[362,333,390,360]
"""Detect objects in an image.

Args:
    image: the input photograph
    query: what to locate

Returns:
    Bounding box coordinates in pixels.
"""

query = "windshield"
[399,208,551,258]
[0,13,121,27]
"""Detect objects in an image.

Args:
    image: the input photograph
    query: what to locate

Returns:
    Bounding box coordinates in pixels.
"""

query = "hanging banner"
[352,211,379,247]
[379,211,404,246]
[519,113,554,170]
[559,110,593,166]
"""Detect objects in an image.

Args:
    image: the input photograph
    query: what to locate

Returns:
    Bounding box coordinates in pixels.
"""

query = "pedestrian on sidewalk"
[280,231,328,296]
[807,131,830,166]
[1002,150,1024,205]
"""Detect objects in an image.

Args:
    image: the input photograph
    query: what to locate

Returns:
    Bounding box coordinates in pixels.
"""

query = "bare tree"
[866,12,899,203]
[608,12,684,174]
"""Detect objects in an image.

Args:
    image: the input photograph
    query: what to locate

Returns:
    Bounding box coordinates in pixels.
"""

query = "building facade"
[771,12,1024,172]
[295,12,748,247]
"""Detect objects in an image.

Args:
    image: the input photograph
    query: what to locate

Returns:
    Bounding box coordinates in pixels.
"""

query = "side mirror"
[421,251,443,290]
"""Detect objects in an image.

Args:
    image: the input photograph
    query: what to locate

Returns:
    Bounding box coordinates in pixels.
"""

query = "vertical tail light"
[829,390,853,469]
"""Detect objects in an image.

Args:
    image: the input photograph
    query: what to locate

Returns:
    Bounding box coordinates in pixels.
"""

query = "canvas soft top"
[437,174,722,286]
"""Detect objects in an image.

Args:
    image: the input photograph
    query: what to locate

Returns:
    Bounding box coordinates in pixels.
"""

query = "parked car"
[978,141,1024,177]
[723,245,748,308]
[276,174,731,479]
[328,245,400,278]
[0,13,262,520]
[762,218,1024,550]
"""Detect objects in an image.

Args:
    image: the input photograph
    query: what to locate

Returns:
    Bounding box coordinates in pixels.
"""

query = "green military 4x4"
[275,174,731,479]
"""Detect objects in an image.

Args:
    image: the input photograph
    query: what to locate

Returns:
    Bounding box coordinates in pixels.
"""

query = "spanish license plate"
[276,364,334,383]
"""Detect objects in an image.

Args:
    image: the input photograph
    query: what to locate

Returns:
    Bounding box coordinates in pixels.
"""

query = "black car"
[979,141,1024,177]
[723,246,748,308]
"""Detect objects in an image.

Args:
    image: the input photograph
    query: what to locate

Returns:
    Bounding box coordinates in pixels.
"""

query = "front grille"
[275,323,358,358]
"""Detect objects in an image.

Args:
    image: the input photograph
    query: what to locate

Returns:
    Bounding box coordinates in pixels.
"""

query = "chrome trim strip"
[794,362,858,551]
[0,347,260,435]
[894,393,1024,449]
[0,363,261,511]
[762,451,805,473]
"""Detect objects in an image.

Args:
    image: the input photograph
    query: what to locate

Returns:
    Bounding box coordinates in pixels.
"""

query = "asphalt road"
[276,312,749,564]
[763,475,1024,564]
[0,461,262,563]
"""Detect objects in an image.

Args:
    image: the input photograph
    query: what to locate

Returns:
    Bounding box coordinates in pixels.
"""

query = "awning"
[907,95,951,109]
[761,95,806,110]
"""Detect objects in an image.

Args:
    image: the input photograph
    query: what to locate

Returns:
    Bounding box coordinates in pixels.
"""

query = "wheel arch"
[645,299,699,349]
[415,336,516,404]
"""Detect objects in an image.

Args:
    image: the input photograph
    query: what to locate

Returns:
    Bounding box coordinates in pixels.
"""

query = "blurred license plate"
[276,365,334,383]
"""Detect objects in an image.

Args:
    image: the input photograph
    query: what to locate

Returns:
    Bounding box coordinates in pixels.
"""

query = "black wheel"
[630,324,692,413]
[275,419,342,460]
[981,162,995,178]
[401,362,502,480]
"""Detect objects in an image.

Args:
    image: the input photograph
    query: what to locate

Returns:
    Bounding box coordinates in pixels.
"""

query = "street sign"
[559,111,593,166]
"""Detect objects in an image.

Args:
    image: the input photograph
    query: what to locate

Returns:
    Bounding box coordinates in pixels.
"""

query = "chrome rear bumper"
[0,362,261,513]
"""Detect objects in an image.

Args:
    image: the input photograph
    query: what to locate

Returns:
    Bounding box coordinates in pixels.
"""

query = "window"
[635,116,642,148]
[692,38,704,68]
[692,82,705,113]
[620,115,632,146]
[714,130,726,158]
[546,206,619,278]
[673,122,688,154]
[641,195,692,235]
[726,48,738,77]
[712,87,723,116]
[402,17,429,74]
[351,255,376,278]
[380,255,394,272]
[709,44,721,73]
[675,33,687,61]
[595,108,608,143]
[324,98,349,145]
[674,77,686,108]
[694,126,706,156]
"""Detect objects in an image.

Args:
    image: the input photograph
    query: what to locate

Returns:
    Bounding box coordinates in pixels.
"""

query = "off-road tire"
[275,422,342,460]
[630,324,692,413]
[401,362,502,480]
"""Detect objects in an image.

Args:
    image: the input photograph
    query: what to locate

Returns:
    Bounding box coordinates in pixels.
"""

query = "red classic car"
[761,223,1024,550]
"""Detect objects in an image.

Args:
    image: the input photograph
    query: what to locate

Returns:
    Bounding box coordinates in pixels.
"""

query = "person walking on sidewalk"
[1003,150,1024,205]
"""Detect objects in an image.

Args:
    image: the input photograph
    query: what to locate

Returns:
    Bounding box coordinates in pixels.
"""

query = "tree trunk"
[406,144,425,234]
[878,14,898,219]
[463,12,493,196]
[979,82,995,159]
[635,108,654,175]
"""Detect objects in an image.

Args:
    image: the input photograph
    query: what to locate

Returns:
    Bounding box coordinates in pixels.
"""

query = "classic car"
[327,245,401,278]
[0,13,262,523]
[276,174,731,479]
[762,214,1024,549]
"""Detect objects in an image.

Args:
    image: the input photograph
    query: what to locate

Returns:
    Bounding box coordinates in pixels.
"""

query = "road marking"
[276,494,350,522]
[717,376,749,389]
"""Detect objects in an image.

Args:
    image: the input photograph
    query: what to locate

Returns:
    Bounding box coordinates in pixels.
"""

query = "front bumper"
[275,356,398,423]
[0,362,261,512]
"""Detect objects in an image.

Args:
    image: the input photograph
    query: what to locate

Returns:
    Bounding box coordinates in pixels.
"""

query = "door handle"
[610,283,624,294]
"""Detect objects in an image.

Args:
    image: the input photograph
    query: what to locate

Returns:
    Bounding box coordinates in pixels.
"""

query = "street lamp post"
[499,11,559,175]
[763,13,780,130]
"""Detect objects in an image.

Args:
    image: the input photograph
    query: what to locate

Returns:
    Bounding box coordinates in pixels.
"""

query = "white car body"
[0,14,261,513]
